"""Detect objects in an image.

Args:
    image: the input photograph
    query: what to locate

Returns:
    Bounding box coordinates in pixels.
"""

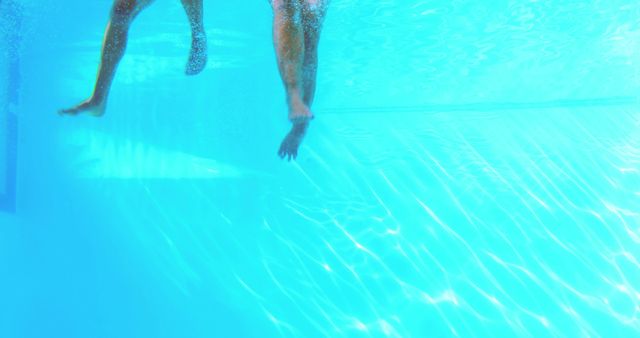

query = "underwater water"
[1,0,640,337]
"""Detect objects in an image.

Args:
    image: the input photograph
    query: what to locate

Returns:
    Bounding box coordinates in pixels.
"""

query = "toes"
[59,107,78,116]
[278,149,299,161]
[278,144,287,159]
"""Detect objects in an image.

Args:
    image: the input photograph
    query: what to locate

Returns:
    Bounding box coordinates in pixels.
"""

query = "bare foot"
[278,121,309,161]
[185,31,207,76]
[59,98,106,117]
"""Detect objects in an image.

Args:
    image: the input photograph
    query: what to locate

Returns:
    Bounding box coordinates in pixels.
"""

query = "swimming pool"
[1,0,640,337]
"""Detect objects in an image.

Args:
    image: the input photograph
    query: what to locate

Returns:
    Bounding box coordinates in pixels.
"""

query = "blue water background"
[1,0,640,337]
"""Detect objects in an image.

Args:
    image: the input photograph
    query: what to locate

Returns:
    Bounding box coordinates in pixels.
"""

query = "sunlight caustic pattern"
[82,106,640,337]
[40,0,640,336]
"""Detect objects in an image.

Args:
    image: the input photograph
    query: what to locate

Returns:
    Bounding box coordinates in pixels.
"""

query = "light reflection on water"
[318,0,640,110]
[11,0,640,336]
[72,106,640,337]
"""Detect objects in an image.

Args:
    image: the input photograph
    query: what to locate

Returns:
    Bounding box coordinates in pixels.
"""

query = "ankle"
[192,26,206,39]
[88,94,106,106]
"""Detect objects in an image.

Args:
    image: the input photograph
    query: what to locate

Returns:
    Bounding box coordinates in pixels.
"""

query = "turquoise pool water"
[1,0,640,337]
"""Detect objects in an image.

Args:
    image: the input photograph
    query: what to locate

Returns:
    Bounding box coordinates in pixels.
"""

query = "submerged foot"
[279,97,314,160]
[185,31,207,76]
[278,121,309,161]
[59,98,106,117]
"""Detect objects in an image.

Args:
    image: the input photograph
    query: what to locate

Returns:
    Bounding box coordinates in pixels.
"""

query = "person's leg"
[275,0,328,160]
[60,0,154,116]
[272,0,312,123]
[180,0,207,75]
[301,0,327,106]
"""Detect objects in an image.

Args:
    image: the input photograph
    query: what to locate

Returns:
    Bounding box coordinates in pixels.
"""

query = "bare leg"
[272,0,311,124]
[275,0,328,160]
[60,0,154,116]
[181,0,207,75]
[301,0,327,106]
